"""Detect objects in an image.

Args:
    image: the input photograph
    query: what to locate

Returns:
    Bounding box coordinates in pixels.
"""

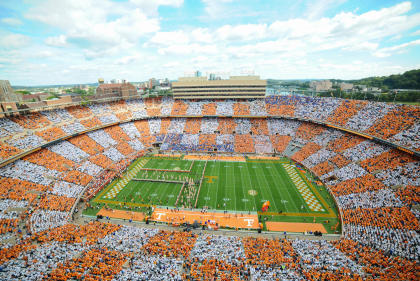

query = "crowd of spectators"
[0,96,418,279]
[0,97,418,165]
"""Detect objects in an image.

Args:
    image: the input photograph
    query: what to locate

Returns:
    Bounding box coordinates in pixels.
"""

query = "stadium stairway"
[284,142,301,157]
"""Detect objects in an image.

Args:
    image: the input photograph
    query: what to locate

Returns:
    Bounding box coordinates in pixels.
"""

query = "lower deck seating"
[0,115,418,274]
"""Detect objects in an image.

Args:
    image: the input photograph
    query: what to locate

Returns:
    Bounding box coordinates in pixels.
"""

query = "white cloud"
[305,0,347,19]
[149,1,420,59]
[34,50,55,58]
[373,39,420,57]
[25,0,166,51]
[191,28,213,43]
[129,0,183,14]
[157,43,218,55]
[0,33,30,49]
[1,17,23,26]
[411,29,420,36]
[3,1,420,85]
[45,35,67,47]
[115,54,142,65]
[342,42,379,51]
[149,31,190,46]
[216,24,267,41]
[202,0,234,18]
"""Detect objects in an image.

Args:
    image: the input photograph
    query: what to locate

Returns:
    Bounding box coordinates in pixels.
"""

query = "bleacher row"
[0,222,418,280]
[0,97,418,163]
[0,97,418,279]
[0,117,419,254]
[0,121,150,235]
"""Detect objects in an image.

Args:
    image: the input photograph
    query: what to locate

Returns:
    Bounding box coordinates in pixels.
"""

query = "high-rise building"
[309,80,332,92]
[148,78,157,89]
[194,70,202,77]
[172,75,266,99]
[340,82,353,91]
[95,81,137,99]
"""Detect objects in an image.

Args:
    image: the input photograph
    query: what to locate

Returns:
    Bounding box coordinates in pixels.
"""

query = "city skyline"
[1,0,420,86]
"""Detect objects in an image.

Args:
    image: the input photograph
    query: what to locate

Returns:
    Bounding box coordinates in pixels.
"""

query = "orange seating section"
[116,141,135,156]
[266,104,295,116]
[395,185,420,206]
[48,248,128,281]
[104,126,131,142]
[270,135,291,153]
[145,97,161,116]
[251,119,269,135]
[327,134,365,153]
[202,103,217,115]
[342,207,419,230]
[199,134,216,150]
[143,230,197,259]
[360,149,416,173]
[134,120,151,135]
[160,119,171,134]
[11,112,50,129]
[332,239,419,281]
[62,170,93,186]
[0,177,46,202]
[171,100,189,115]
[292,142,321,163]
[330,154,351,168]
[24,148,76,172]
[68,135,104,155]
[0,142,21,160]
[184,118,201,134]
[327,100,367,126]
[365,106,419,139]
[66,106,92,119]
[116,111,132,121]
[233,103,250,115]
[79,116,102,129]
[35,127,66,142]
[312,161,335,176]
[295,123,325,140]
[234,134,254,153]
[329,174,386,196]
[89,154,114,169]
[217,118,235,134]
[37,194,76,212]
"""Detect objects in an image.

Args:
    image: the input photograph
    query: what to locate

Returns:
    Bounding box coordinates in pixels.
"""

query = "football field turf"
[89,156,340,233]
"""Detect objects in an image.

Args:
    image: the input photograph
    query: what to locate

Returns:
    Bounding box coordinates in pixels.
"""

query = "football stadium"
[0,95,418,280]
[88,155,340,233]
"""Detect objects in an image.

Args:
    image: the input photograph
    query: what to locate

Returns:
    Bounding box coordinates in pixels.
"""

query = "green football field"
[88,156,340,233]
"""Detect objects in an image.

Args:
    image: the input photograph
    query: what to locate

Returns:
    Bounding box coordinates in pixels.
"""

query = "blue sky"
[0,0,419,85]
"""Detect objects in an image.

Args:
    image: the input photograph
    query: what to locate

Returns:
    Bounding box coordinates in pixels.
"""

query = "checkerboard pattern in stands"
[282,163,325,212]
[103,159,149,199]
